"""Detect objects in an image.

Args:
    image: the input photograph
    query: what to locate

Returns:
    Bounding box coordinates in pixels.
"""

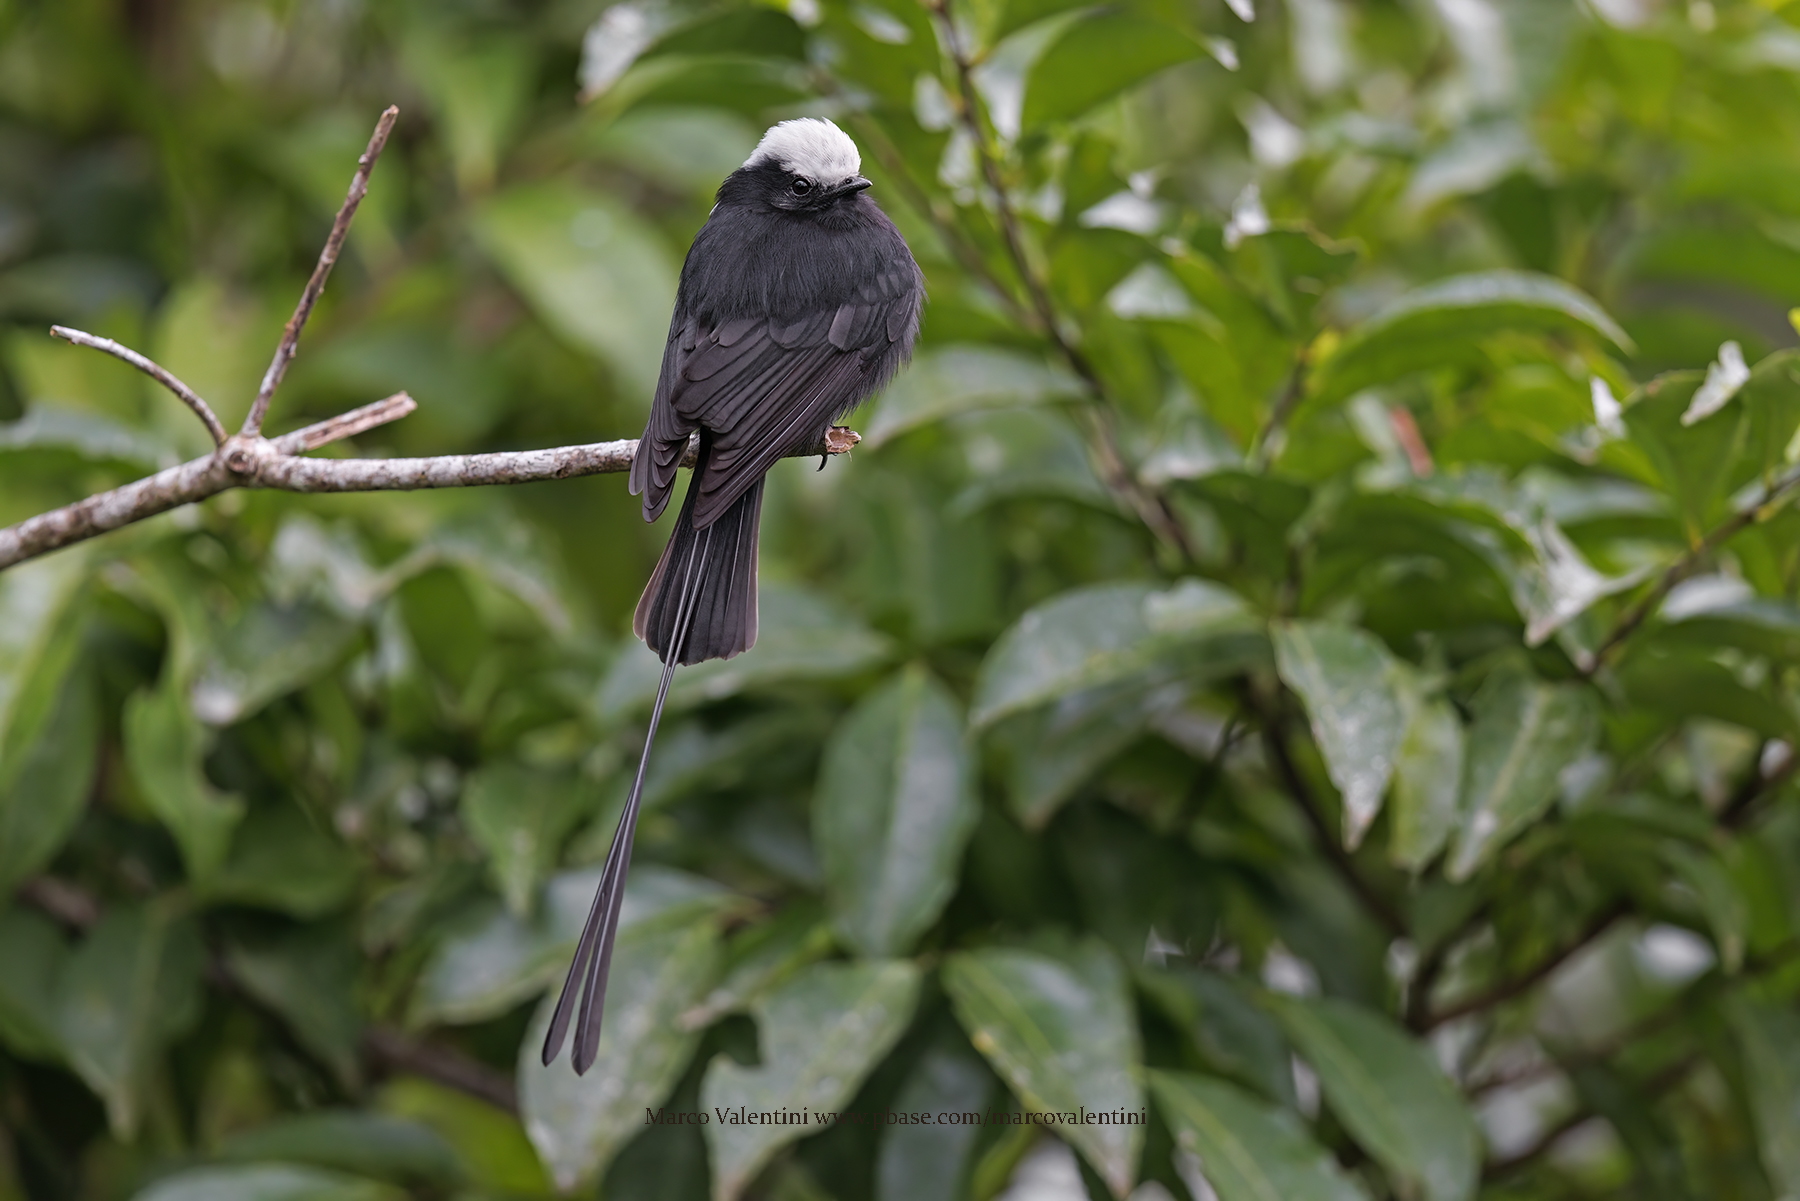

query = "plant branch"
[1425,900,1630,1030]
[50,325,227,446]
[1249,690,1406,936]
[362,1025,517,1113]
[1584,463,1800,675]
[0,389,854,571]
[242,105,399,438]
[923,1,1197,564]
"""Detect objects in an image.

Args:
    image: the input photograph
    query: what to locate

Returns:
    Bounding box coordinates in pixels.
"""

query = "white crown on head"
[744,118,861,183]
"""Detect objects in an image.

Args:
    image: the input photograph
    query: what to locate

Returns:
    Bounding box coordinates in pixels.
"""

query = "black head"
[715,118,874,217]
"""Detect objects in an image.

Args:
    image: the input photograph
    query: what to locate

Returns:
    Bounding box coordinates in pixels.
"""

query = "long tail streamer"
[541,526,710,1072]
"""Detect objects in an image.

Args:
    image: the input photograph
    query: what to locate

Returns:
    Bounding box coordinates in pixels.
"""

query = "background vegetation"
[5,0,1800,1198]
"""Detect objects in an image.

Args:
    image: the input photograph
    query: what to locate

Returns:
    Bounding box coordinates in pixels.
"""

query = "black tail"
[541,456,763,1072]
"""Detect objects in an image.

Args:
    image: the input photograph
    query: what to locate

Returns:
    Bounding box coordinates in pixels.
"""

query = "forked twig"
[242,105,400,437]
[49,325,227,446]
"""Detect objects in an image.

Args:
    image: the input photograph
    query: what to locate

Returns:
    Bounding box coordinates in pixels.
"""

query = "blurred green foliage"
[6,0,1800,1198]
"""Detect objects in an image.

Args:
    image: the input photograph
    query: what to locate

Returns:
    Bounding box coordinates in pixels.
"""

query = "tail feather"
[542,451,763,1072]
[634,462,762,665]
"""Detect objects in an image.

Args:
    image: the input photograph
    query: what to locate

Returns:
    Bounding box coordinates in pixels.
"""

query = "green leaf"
[1272,621,1406,849]
[413,866,731,1026]
[473,182,678,403]
[225,925,364,1090]
[55,902,204,1138]
[217,1113,462,1186]
[862,346,1084,447]
[1446,669,1597,881]
[944,940,1143,1196]
[678,905,836,1030]
[131,1164,404,1201]
[460,763,597,917]
[1271,997,1480,1201]
[876,1036,996,1201]
[1388,677,1465,872]
[205,804,358,917]
[1149,1071,1369,1201]
[702,959,921,1201]
[377,1078,551,1196]
[190,601,359,726]
[815,665,978,958]
[988,672,1179,830]
[971,579,1261,728]
[1022,14,1207,129]
[596,584,894,722]
[124,681,244,883]
[1624,369,1754,540]
[519,911,721,1191]
[1058,805,1218,963]
[1312,271,1632,405]
[1137,967,1296,1107]
[1729,995,1800,1198]
[0,552,97,895]
[0,907,66,1061]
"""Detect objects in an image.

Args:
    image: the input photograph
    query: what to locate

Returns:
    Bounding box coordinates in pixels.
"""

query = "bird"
[542,117,924,1073]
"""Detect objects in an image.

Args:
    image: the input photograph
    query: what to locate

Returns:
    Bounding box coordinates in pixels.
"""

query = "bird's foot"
[818,425,861,470]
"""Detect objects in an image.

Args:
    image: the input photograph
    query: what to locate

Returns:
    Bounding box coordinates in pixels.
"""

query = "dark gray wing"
[629,264,921,527]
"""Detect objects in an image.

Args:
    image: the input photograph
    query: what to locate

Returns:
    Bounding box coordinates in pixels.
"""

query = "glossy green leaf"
[519,912,721,1191]
[55,903,203,1137]
[1388,679,1465,872]
[702,959,921,1201]
[1272,997,1479,1201]
[0,907,66,1061]
[988,673,1179,830]
[189,601,358,726]
[377,1078,552,1196]
[226,926,364,1090]
[815,664,977,958]
[1729,996,1800,1198]
[131,1165,403,1201]
[876,1036,996,1201]
[413,865,731,1026]
[1137,967,1296,1107]
[0,552,96,895]
[217,1112,461,1186]
[1446,669,1597,880]
[596,584,894,721]
[863,346,1084,447]
[1022,14,1207,129]
[460,763,597,917]
[1623,367,1759,540]
[474,182,677,401]
[944,941,1143,1196]
[1150,1071,1369,1201]
[971,579,1260,728]
[124,681,244,883]
[1312,271,1631,405]
[679,904,835,1030]
[205,804,358,917]
[1273,621,1405,849]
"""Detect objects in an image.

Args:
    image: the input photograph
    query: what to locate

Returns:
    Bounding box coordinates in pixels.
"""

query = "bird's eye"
[790,178,813,195]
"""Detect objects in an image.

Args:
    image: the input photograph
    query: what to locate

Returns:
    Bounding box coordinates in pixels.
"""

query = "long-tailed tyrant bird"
[542,118,924,1073]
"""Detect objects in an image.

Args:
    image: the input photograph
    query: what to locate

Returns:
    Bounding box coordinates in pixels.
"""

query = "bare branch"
[0,415,855,572]
[270,392,417,454]
[50,325,227,446]
[363,1025,518,1113]
[1583,462,1800,675]
[242,105,400,438]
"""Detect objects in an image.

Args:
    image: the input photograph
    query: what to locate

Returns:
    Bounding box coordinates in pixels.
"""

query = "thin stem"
[1250,689,1406,936]
[922,0,1197,563]
[1425,900,1630,1030]
[1584,463,1800,675]
[50,325,227,446]
[242,105,400,437]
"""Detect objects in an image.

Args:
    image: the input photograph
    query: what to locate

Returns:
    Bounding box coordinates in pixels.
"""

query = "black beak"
[828,176,873,199]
